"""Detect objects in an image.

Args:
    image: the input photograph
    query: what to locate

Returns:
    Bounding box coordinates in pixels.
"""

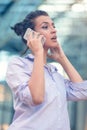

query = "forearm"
[59,55,83,83]
[28,52,45,104]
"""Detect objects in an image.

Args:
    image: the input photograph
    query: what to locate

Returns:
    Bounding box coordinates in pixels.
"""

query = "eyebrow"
[40,22,55,26]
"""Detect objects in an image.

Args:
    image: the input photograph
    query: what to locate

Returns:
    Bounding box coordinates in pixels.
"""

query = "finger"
[38,35,46,46]
[27,41,30,48]
[36,33,41,38]
[32,31,35,38]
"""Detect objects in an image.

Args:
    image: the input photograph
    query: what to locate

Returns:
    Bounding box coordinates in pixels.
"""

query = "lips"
[51,36,57,41]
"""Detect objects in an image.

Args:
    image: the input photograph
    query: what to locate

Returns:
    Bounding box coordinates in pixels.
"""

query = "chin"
[51,42,58,46]
[45,42,57,48]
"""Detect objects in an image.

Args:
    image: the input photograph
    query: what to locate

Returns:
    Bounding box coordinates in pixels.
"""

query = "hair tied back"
[11,22,24,36]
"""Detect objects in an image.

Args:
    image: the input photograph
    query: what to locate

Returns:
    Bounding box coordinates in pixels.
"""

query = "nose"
[51,27,57,33]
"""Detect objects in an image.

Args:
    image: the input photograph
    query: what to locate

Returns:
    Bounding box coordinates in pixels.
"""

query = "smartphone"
[23,28,46,46]
[23,28,32,41]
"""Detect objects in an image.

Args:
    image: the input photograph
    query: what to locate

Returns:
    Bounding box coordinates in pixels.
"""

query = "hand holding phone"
[23,28,46,46]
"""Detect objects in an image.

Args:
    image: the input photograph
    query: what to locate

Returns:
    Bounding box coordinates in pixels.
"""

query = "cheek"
[37,30,50,43]
[44,34,50,41]
[45,37,51,45]
[45,35,49,41]
[38,30,49,38]
[45,38,51,47]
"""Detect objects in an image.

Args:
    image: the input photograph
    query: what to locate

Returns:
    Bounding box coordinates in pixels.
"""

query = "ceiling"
[0,0,87,81]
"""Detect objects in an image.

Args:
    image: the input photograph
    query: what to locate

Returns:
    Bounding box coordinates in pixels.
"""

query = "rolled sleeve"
[16,82,35,106]
[6,56,34,106]
[65,79,87,101]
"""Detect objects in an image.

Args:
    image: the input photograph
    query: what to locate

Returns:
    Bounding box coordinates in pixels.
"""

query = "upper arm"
[6,57,35,106]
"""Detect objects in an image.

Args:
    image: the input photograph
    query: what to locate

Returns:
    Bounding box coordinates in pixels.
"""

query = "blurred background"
[0,0,87,130]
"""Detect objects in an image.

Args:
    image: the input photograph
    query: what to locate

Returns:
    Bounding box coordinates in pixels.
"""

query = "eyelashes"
[41,25,56,30]
[42,26,48,29]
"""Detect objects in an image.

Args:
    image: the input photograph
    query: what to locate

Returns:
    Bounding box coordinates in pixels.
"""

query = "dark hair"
[11,10,49,44]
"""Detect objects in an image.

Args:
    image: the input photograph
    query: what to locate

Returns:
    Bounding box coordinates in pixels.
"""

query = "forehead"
[35,16,53,26]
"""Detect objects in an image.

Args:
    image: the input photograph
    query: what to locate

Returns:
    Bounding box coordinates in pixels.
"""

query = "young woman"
[6,10,87,130]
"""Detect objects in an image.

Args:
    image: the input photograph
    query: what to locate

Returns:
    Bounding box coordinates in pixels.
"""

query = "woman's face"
[34,15,58,49]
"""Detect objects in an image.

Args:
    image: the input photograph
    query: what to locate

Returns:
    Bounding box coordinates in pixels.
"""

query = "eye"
[42,26,48,29]
[53,24,56,28]
[53,25,56,28]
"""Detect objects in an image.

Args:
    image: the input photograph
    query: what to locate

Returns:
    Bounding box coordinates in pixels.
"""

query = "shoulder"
[7,54,34,73]
[8,55,25,65]
[8,54,33,66]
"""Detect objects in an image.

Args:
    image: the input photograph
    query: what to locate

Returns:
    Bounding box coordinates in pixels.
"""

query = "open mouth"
[51,36,57,41]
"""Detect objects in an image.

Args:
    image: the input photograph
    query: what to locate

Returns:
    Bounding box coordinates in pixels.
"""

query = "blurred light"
[83,0,87,3]
[38,5,68,12]
[84,4,87,11]
[0,85,5,102]
[45,0,75,4]
[0,51,10,81]
[72,3,85,12]
[0,61,8,81]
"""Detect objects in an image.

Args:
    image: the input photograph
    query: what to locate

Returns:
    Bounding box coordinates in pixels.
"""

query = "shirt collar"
[25,53,34,62]
[45,64,58,73]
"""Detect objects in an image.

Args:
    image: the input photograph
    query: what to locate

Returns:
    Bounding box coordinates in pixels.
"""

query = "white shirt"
[6,54,87,130]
